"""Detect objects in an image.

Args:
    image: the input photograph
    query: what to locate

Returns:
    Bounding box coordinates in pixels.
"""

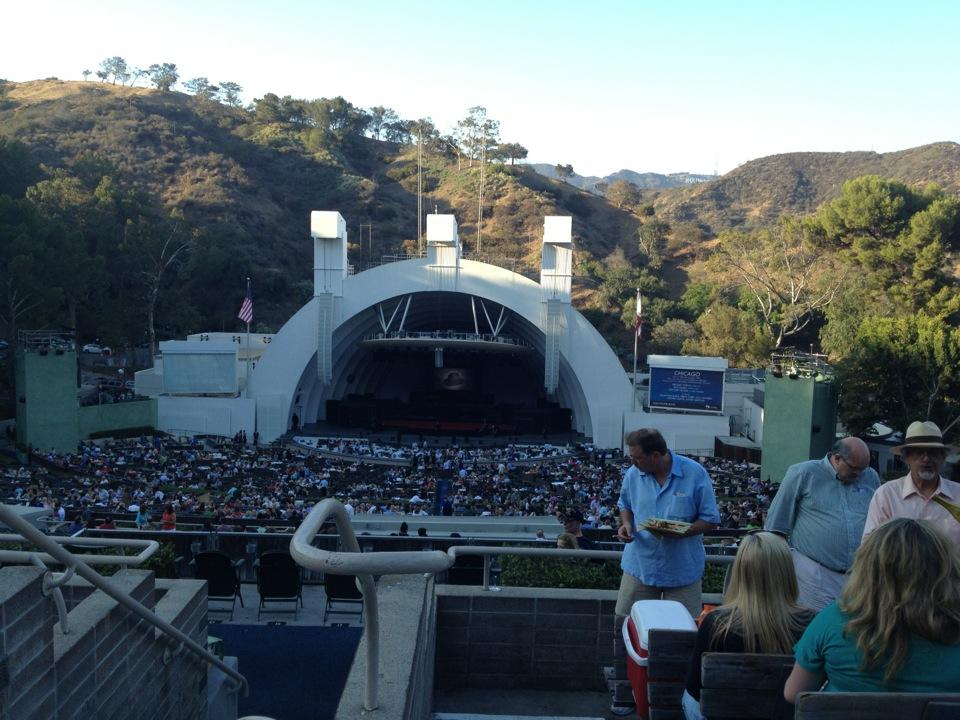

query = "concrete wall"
[434,585,617,691]
[0,567,208,720]
[78,398,157,438]
[157,395,256,438]
[335,574,437,720]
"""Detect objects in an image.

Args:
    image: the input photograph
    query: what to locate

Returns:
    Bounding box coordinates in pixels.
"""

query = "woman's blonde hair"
[840,518,960,684]
[556,532,579,550]
[712,531,806,653]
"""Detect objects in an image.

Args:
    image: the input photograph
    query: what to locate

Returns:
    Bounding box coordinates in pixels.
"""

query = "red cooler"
[621,600,697,719]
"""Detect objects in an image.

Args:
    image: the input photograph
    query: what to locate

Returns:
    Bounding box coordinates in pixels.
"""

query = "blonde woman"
[683,531,814,720]
[785,518,960,700]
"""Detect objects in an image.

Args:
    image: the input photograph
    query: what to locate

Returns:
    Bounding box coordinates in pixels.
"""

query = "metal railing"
[290,498,735,711]
[0,504,249,697]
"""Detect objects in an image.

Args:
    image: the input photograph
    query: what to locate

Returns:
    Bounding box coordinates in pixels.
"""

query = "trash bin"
[621,600,697,719]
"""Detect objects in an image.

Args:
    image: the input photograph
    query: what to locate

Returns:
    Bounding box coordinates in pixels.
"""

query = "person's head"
[828,437,871,483]
[562,508,584,534]
[841,518,960,683]
[714,530,803,654]
[399,521,409,535]
[893,421,952,486]
[417,527,427,537]
[556,532,579,550]
[624,428,668,474]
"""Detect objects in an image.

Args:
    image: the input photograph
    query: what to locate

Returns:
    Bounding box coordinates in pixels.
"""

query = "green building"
[760,354,838,483]
[15,338,156,454]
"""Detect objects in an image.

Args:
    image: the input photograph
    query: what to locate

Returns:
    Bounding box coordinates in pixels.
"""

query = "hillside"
[1,79,958,359]
[652,143,960,233]
[0,80,643,334]
[528,163,713,194]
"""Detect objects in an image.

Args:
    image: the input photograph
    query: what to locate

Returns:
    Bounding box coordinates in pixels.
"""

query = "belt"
[794,549,848,575]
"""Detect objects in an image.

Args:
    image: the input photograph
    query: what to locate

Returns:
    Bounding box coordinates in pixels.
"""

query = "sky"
[3,0,958,176]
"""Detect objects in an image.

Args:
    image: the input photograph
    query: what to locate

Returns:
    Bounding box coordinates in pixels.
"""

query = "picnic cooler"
[622,600,697,719]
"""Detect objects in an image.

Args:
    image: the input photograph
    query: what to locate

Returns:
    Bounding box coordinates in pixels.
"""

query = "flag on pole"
[238,286,253,324]
[634,290,643,338]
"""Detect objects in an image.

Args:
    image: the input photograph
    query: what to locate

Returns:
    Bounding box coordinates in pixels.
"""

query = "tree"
[712,216,846,348]
[648,318,699,355]
[183,77,218,100]
[0,197,60,346]
[367,106,399,140]
[0,138,38,198]
[141,220,194,363]
[605,179,640,209]
[304,97,369,140]
[817,177,959,316]
[147,63,178,91]
[836,314,960,439]
[496,142,528,165]
[128,67,147,86]
[638,218,670,268]
[455,106,500,165]
[681,304,774,367]
[82,69,91,81]
[26,171,107,332]
[98,56,128,85]
[218,81,243,107]
[555,164,575,183]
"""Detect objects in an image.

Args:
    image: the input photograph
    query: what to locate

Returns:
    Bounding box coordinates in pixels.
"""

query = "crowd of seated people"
[4,435,766,539]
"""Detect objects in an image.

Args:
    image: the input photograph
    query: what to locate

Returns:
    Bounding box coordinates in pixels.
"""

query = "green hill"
[652,143,960,233]
[1,78,958,366]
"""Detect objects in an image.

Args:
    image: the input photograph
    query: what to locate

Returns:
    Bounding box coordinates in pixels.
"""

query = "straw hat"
[892,420,956,455]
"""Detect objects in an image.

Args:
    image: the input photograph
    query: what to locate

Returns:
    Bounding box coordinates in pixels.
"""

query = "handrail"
[289,499,455,712]
[289,498,735,711]
[0,504,249,697]
[0,532,160,566]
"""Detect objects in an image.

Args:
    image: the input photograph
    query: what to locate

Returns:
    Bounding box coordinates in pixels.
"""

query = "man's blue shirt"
[618,451,720,587]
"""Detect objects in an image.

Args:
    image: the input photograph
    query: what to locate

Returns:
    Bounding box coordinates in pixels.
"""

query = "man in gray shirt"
[764,437,879,610]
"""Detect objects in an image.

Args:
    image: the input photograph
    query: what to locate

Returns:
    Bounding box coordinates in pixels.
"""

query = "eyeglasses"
[839,456,870,475]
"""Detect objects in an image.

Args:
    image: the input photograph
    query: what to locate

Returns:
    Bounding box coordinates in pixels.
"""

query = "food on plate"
[640,518,692,534]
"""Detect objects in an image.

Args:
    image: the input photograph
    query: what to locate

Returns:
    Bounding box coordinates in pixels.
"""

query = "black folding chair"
[256,551,303,620]
[194,550,244,620]
[323,573,363,623]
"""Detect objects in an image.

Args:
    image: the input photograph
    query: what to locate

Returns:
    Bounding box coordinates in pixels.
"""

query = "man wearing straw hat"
[863,420,960,545]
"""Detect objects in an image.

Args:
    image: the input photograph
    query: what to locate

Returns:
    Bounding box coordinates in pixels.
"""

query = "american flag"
[634,290,643,339]
[238,286,253,324]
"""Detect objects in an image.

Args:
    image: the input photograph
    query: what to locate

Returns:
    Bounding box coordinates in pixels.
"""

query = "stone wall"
[0,566,209,720]
[335,574,436,720]
[435,585,617,691]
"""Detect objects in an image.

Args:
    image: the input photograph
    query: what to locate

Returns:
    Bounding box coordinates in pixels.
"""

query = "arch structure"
[249,212,632,448]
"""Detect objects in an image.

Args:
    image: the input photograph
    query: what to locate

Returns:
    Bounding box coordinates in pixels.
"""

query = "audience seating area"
[700,652,795,720]
[794,692,960,720]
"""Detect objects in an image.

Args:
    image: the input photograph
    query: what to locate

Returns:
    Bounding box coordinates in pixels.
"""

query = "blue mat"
[213,624,362,720]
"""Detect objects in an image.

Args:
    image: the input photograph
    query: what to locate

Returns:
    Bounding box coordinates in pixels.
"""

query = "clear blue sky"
[4,0,958,176]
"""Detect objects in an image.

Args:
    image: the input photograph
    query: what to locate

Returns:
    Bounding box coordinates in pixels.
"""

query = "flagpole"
[632,288,640,412]
[245,277,251,398]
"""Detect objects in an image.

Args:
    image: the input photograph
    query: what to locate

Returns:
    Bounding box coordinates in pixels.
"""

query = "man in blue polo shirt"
[610,428,720,715]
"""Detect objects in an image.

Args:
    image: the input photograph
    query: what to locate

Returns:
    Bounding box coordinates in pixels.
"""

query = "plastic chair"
[194,550,244,619]
[323,573,363,623]
[255,551,303,620]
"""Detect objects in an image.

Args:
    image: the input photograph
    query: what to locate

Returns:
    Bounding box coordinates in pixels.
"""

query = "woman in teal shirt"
[784,518,960,699]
